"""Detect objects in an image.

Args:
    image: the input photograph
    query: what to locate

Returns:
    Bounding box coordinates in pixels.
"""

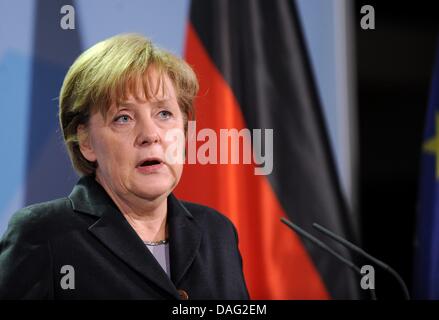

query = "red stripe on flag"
[174,23,329,299]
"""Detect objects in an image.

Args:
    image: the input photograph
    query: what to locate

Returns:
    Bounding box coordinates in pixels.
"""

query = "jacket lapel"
[69,176,179,299]
[167,194,202,286]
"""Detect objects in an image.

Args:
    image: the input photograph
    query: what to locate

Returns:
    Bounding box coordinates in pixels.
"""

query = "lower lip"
[136,163,164,174]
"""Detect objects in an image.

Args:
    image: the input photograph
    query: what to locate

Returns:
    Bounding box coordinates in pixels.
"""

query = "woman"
[0,34,249,300]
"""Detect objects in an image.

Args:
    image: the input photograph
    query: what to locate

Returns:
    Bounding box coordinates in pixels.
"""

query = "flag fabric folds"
[414,39,439,300]
[175,0,359,299]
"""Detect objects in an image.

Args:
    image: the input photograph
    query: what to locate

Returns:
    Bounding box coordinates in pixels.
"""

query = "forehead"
[125,68,176,101]
[100,67,178,115]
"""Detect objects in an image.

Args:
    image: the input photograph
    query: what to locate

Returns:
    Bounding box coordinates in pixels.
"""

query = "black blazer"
[0,175,249,300]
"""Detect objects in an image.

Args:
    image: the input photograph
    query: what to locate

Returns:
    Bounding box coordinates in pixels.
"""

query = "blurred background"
[0,0,437,299]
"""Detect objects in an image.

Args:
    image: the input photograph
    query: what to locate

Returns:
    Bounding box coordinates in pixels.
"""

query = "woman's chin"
[131,180,175,200]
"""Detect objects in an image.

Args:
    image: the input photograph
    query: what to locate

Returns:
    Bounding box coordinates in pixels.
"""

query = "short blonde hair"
[59,33,199,176]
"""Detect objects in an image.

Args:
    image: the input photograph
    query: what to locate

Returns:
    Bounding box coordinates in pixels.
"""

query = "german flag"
[175,0,359,299]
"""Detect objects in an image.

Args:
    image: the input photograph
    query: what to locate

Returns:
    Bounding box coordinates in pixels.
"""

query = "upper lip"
[136,157,164,167]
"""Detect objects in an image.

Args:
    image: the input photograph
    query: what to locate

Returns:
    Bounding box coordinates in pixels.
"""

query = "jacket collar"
[68,175,202,298]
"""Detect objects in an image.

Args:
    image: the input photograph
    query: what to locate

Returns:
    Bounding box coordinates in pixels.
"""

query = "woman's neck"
[95,175,168,242]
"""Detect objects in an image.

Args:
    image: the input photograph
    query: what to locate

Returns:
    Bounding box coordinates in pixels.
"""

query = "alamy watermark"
[360,265,375,290]
[60,265,75,290]
[360,5,375,30]
[163,121,274,176]
[60,5,75,30]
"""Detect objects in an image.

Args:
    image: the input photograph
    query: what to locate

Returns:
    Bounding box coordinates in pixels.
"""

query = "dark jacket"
[0,175,249,300]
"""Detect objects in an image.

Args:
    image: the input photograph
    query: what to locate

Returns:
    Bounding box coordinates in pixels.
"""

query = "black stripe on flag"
[190,0,360,299]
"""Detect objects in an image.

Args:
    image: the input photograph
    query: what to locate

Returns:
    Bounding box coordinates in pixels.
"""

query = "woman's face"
[78,69,185,203]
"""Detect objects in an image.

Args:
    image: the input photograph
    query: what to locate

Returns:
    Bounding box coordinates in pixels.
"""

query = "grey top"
[144,241,170,277]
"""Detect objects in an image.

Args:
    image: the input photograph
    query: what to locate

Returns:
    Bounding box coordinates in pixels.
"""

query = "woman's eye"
[158,110,173,120]
[114,115,131,123]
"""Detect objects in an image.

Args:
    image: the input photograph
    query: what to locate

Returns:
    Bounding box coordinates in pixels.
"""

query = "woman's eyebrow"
[117,101,138,108]
[116,97,174,110]
[150,98,175,106]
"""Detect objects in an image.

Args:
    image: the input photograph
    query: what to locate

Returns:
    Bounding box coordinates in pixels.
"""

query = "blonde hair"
[59,33,199,175]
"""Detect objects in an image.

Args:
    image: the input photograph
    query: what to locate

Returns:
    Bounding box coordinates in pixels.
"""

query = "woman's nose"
[135,116,160,146]
[138,133,160,145]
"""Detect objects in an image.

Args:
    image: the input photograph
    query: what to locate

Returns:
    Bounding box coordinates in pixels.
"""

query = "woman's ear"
[77,124,97,162]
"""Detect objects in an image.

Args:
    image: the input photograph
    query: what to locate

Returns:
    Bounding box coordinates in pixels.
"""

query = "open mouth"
[137,158,163,168]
